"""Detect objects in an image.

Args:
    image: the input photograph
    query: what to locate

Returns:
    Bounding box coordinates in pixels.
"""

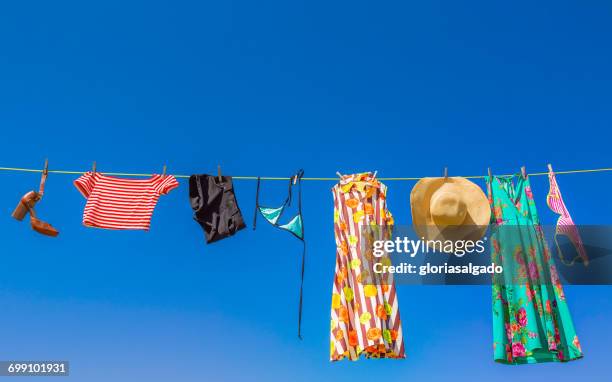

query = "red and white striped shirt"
[74,172,179,230]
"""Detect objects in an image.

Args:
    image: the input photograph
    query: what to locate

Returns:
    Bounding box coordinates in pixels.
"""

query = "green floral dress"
[487,174,583,364]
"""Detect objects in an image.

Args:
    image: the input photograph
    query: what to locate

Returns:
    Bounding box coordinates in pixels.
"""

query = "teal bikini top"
[253,169,304,239]
[253,169,305,338]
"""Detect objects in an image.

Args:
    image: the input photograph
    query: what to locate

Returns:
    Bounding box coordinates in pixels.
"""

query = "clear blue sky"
[0,1,611,381]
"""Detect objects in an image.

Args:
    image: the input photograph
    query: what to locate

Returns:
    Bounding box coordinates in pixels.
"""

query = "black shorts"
[189,174,246,243]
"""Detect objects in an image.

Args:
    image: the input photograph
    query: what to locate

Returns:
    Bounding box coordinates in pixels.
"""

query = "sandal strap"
[20,199,34,216]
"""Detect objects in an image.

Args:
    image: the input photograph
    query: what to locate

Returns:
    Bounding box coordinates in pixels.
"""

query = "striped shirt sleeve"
[154,175,179,195]
[74,172,98,198]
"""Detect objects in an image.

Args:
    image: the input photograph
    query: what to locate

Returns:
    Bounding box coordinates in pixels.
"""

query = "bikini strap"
[287,175,293,206]
[253,176,261,230]
[295,169,305,339]
[286,169,304,208]
[298,174,302,216]
[296,169,304,220]
[297,240,305,339]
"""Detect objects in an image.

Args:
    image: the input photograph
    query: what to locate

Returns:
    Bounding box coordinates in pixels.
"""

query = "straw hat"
[410,177,490,248]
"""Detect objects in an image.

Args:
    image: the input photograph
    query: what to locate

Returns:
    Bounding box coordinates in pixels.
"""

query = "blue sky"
[0,1,611,381]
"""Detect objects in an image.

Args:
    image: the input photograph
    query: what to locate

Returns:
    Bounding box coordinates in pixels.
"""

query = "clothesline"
[1,165,612,181]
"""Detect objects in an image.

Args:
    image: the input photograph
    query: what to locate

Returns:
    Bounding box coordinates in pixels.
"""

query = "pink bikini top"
[547,168,588,265]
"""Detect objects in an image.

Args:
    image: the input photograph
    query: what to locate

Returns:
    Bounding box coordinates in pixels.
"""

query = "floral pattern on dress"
[489,174,583,364]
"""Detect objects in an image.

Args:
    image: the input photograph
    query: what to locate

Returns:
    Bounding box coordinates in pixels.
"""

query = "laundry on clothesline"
[410,176,490,249]
[253,169,306,339]
[487,171,583,364]
[189,174,246,244]
[74,171,179,231]
[330,172,405,361]
[547,165,588,266]
[3,161,600,361]
[11,159,59,237]
[3,164,612,180]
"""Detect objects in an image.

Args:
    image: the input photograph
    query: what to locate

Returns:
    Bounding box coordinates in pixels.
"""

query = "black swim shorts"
[189,174,246,243]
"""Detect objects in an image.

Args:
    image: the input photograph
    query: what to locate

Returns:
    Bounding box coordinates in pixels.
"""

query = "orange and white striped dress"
[330,172,405,361]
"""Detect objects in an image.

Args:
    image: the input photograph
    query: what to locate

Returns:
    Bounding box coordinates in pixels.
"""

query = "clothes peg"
[217,165,223,182]
[373,170,378,178]
[336,171,343,178]
[521,166,527,179]
[92,161,97,174]
[443,167,448,180]
[547,163,553,173]
[39,158,49,196]
[487,168,492,196]
[162,165,167,177]
[292,169,300,185]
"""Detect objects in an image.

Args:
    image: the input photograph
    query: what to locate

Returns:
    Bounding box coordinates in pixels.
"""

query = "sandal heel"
[11,200,28,221]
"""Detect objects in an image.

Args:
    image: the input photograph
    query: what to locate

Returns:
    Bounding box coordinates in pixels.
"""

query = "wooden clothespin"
[336,171,343,178]
[92,161,97,174]
[547,163,553,173]
[521,166,527,179]
[443,167,448,181]
[38,158,50,196]
[217,165,223,182]
[162,164,167,177]
[373,170,378,178]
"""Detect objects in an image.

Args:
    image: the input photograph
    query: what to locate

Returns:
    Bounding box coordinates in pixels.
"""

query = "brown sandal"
[11,163,59,237]
[12,190,40,220]
[22,200,59,237]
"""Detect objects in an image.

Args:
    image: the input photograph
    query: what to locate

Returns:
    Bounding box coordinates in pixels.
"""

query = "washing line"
[0,165,611,181]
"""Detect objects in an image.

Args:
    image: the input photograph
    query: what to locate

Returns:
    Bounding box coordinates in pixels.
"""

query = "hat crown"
[429,184,467,226]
